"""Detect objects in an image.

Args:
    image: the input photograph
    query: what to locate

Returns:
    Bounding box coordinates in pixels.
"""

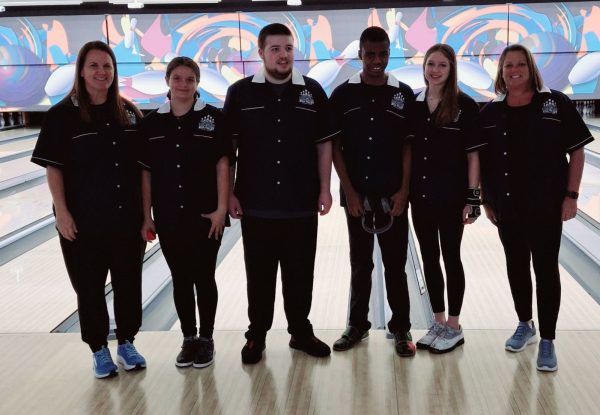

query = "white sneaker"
[416,321,445,350]
[429,325,464,354]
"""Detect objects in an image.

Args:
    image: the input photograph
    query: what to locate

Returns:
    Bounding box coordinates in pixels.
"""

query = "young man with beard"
[223,23,337,364]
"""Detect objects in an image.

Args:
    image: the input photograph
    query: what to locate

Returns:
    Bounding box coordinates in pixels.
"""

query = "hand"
[483,204,497,225]
[345,188,364,217]
[390,190,408,217]
[228,194,243,219]
[561,197,577,221]
[318,189,332,216]
[462,204,477,225]
[55,208,78,241]
[202,209,226,239]
[141,218,156,242]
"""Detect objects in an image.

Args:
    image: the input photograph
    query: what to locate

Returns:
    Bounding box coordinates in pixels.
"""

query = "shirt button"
[422,194,426,198]
[505,172,509,176]
[427,118,430,122]
[277,139,281,143]
[506,192,510,196]
[370,117,374,121]
[178,185,182,188]
[423,157,427,160]
[366,156,371,160]
[112,141,116,145]
[503,152,507,155]
[116,184,120,188]
[277,98,281,102]
[277,181,281,185]
[503,132,507,136]
[424,137,428,141]
[277,119,281,123]
[371,99,375,103]
[114,162,119,166]
[422,176,426,179]
[176,144,180,148]
[178,126,182,130]
[177,164,181,168]
[368,137,373,141]
[180,205,184,208]
[277,160,281,164]
[106,122,110,126]
[365,176,369,180]
[118,205,122,209]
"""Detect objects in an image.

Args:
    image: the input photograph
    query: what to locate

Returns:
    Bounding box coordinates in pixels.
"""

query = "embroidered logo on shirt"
[298,89,314,106]
[126,109,137,125]
[542,99,558,115]
[198,115,215,132]
[453,109,462,123]
[391,93,405,110]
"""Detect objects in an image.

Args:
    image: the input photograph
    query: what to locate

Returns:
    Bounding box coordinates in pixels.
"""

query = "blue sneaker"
[536,339,558,372]
[93,346,118,379]
[505,321,537,352]
[117,341,147,371]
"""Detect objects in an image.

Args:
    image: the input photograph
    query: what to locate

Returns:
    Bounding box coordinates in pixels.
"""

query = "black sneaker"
[394,331,416,357]
[289,335,331,357]
[333,326,369,351]
[176,338,197,368]
[241,340,265,364]
[193,338,215,368]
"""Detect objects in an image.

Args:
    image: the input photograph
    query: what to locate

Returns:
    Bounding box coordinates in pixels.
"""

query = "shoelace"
[197,340,212,355]
[98,348,113,365]
[512,324,527,340]
[539,341,553,358]
[121,343,138,359]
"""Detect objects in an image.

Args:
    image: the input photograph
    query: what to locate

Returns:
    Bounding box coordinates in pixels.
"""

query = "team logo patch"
[391,93,405,110]
[298,89,314,105]
[453,109,462,123]
[198,115,215,132]
[542,99,558,115]
[126,109,137,125]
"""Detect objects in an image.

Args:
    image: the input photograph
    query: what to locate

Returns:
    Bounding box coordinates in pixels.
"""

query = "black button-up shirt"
[330,72,414,202]
[410,91,485,209]
[480,87,594,219]
[139,99,229,232]
[31,96,143,235]
[223,67,337,217]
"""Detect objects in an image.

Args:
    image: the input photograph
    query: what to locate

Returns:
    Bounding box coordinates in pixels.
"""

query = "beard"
[264,64,292,81]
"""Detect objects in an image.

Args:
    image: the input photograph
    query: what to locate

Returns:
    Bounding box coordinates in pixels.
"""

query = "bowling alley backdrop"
[1,2,600,110]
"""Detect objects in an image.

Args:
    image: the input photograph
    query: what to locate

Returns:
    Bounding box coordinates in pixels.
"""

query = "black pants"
[241,215,318,342]
[411,205,465,316]
[60,232,145,352]
[497,214,562,339]
[159,227,221,339]
[345,209,410,333]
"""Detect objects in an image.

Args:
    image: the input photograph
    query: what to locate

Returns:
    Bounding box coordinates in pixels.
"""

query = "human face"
[259,34,294,81]
[166,65,199,102]
[359,40,389,85]
[424,51,451,88]
[501,51,531,91]
[80,49,114,101]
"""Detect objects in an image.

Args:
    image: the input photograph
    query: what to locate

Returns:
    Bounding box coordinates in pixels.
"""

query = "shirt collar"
[416,89,426,102]
[251,66,305,86]
[157,98,206,114]
[493,85,551,102]
[348,71,400,87]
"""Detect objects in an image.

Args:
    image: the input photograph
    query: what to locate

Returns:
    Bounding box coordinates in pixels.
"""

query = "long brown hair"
[494,44,544,95]
[165,56,200,100]
[70,40,140,125]
[423,43,459,126]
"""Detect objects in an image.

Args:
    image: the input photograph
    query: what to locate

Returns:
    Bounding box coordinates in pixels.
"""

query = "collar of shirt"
[348,71,400,88]
[251,66,305,85]
[157,98,207,114]
[493,85,551,102]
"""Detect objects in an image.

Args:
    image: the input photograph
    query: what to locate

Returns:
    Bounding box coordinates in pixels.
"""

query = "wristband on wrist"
[565,190,579,200]
[466,188,481,205]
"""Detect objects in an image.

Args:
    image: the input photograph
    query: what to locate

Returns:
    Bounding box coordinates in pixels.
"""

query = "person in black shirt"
[139,57,229,369]
[223,23,336,364]
[330,27,416,357]
[409,44,485,354]
[480,44,594,372]
[31,41,146,378]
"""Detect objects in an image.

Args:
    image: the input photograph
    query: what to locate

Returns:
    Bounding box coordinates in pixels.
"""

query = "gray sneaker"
[505,321,537,352]
[416,321,445,350]
[536,339,558,372]
[429,325,464,354]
